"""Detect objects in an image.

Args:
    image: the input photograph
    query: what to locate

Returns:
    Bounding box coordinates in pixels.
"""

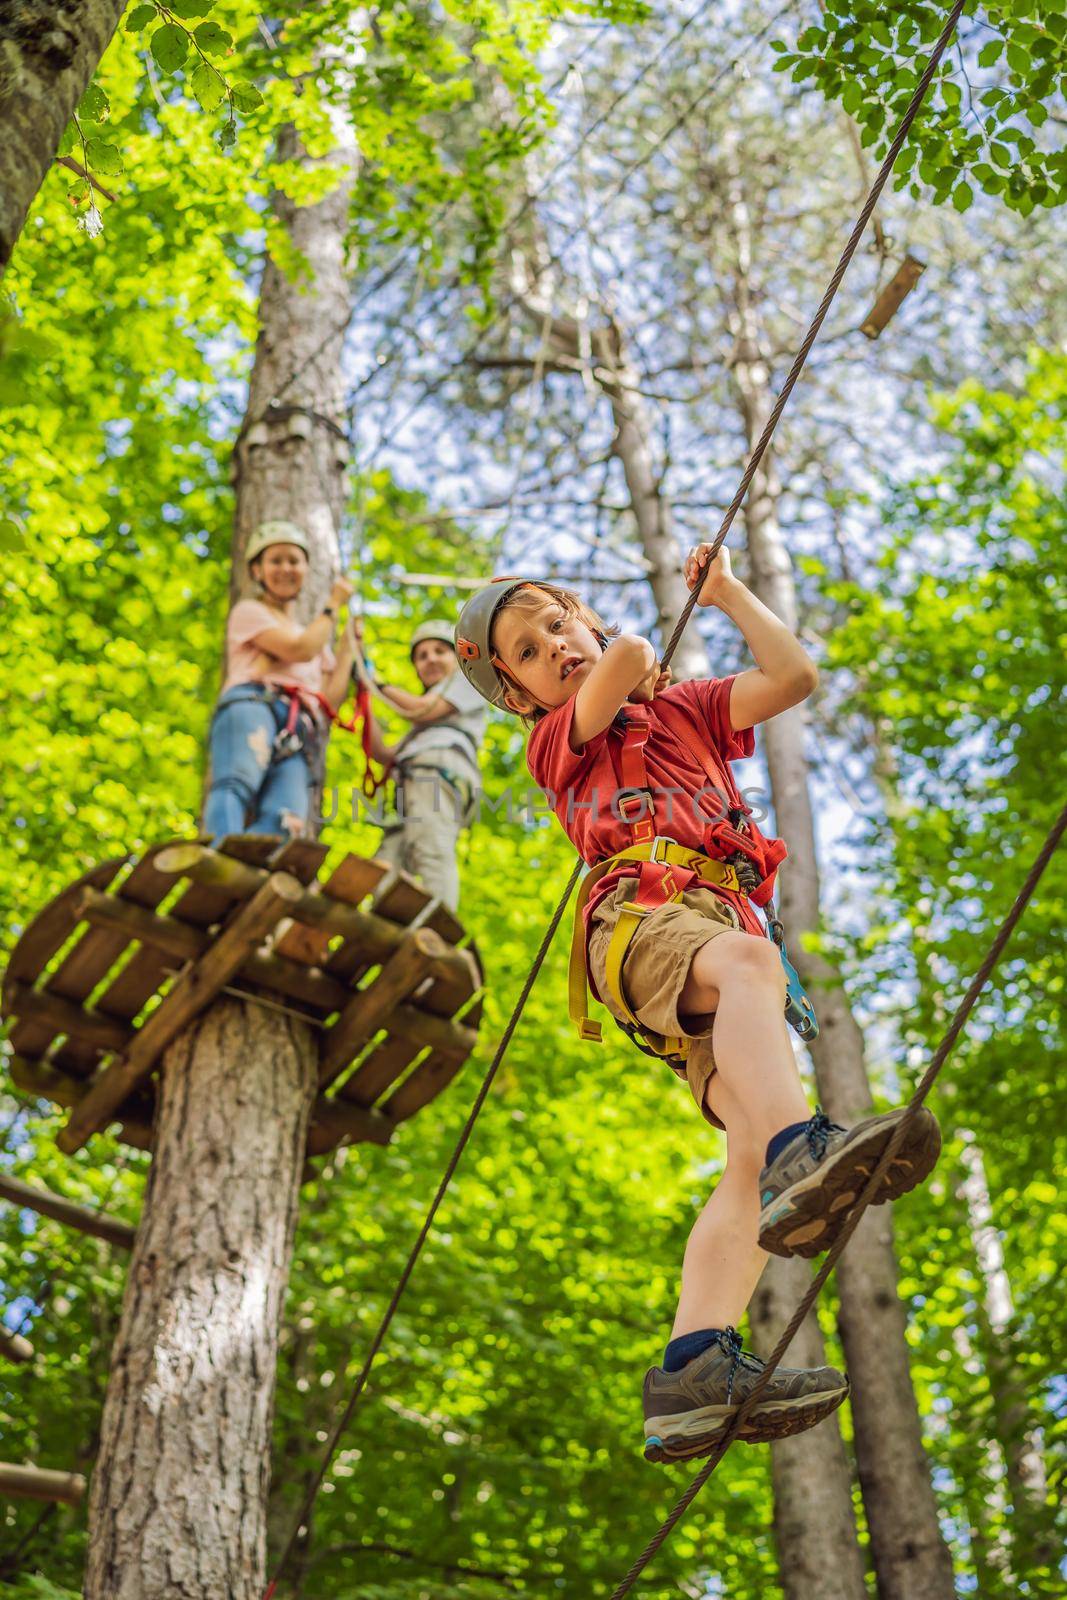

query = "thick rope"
[268,4,967,1590]
[606,798,1067,1599]
[264,857,584,1597]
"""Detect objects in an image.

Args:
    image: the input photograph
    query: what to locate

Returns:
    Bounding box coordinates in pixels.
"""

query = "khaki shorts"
[587,876,740,1130]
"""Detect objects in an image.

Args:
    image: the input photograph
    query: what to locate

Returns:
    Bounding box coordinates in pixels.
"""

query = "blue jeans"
[203,684,310,839]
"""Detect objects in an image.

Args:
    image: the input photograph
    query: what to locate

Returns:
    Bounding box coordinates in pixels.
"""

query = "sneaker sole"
[758,1107,941,1260]
[643,1380,850,1464]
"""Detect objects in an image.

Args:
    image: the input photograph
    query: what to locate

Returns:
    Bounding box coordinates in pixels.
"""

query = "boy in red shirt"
[455,546,940,1463]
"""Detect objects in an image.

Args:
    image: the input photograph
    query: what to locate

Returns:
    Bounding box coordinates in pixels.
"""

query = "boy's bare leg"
[671,932,810,1337]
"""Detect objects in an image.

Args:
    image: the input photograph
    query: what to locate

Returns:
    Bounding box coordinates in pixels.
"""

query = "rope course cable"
[263,3,989,1593]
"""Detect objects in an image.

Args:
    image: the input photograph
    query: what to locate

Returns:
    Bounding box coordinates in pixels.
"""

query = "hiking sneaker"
[643,1327,848,1464]
[758,1106,942,1260]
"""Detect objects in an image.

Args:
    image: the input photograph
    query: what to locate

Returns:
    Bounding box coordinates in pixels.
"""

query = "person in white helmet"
[204,522,357,839]
[355,617,486,912]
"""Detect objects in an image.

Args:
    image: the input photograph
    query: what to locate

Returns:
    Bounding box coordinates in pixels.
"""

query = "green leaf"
[977,39,1003,67]
[230,81,264,114]
[1006,41,1030,74]
[86,139,123,177]
[193,21,233,57]
[151,22,189,72]
[78,84,109,122]
[169,0,214,15]
[191,60,226,112]
[0,517,26,552]
[217,119,237,151]
[952,180,974,212]
[124,4,156,30]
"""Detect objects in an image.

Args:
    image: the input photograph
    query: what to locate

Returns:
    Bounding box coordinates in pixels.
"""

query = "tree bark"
[84,996,317,1600]
[725,160,956,1600]
[231,120,357,620]
[957,1132,1053,1575]
[751,1257,868,1600]
[0,0,126,270]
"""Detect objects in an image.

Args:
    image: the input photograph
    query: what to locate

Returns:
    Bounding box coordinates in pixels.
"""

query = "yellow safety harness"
[568,838,745,1067]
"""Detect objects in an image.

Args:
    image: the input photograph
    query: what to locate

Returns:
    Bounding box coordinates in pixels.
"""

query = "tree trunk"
[231,120,357,619]
[84,996,317,1599]
[725,161,956,1600]
[590,324,709,682]
[751,1256,869,1600]
[0,0,126,270]
[957,1132,1053,1575]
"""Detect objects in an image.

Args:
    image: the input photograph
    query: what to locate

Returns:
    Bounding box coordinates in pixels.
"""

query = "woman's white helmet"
[245,520,310,567]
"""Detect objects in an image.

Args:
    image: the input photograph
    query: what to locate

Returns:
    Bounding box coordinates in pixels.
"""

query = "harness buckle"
[576,1018,603,1043]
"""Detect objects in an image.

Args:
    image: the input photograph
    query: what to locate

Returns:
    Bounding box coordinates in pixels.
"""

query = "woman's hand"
[329,575,356,611]
[684,544,737,608]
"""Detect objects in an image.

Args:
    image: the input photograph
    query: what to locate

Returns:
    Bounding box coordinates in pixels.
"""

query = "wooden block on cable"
[1,837,483,1169]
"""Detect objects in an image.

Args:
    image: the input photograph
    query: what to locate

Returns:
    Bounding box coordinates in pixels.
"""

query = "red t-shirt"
[526,676,785,938]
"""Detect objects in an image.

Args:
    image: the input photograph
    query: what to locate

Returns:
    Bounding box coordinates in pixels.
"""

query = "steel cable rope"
[260,2,718,425]
[265,5,966,1592]
[606,796,1066,1599]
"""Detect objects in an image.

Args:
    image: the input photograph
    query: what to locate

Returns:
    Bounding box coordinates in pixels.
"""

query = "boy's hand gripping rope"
[265,3,974,1592]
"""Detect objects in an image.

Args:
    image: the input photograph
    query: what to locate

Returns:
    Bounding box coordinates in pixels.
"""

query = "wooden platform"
[1,837,484,1163]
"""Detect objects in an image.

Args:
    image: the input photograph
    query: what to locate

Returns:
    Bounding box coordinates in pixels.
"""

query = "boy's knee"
[733,934,787,993]
[700,931,785,995]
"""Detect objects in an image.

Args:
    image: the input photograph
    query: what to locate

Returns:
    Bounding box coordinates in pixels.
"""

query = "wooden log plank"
[158,845,464,979]
[0,1173,136,1250]
[6,981,133,1052]
[9,1054,156,1136]
[305,1095,393,1156]
[274,854,387,967]
[860,253,926,340]
[263,838,330,884]
[3,856,128,1062]
[382,1047,471,1123]
[159,834,283,929]
[0,1326,34,1363]
[340,1035,425,1108]
[0,1462,86,1504]
[77,890,349,1015]
[76,839,276,1037]
[57,872,307,1154]
[340,990,482,1106]
[35,845,193,1079]
[317,930,445,1088]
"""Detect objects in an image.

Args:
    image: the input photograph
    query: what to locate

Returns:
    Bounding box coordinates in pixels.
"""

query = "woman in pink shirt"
[204,521,356,839]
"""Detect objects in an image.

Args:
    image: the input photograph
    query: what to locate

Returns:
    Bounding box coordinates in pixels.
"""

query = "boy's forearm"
[715,578,815,690]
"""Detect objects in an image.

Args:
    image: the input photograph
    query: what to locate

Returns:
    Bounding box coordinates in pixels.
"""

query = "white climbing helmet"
[409,619,457,659]
[245,520,310,567]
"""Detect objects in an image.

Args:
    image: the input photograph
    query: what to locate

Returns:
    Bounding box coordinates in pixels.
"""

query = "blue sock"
[663,1328,725,1373]
[765,1119,810,1166]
